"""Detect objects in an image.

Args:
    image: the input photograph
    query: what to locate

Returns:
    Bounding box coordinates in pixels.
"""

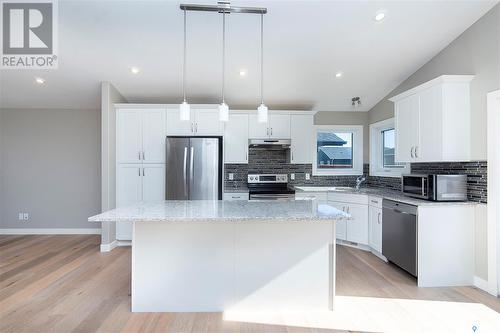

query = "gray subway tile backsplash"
[224,148,487,203]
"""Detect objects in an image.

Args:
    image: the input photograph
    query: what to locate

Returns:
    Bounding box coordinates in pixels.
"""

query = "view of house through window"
[382,128,404,168]
[317,131,353,168]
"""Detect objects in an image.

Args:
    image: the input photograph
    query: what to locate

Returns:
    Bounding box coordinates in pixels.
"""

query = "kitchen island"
[89,200,349,312]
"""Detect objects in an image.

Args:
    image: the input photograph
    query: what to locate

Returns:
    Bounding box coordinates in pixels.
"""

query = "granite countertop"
[293,186,477,206]
[89,200,350,223]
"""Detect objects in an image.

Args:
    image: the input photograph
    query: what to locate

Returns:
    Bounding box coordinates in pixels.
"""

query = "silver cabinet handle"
[371,200,378,204]
[266,127,269,136]
[291,150,294,162]
[143,168,145,176]
[138,152,142,160]
[411,146,414,158]
[377,212,381,224]
[270,127,273,136]
[347,206,350,213]
[191,122,194,133]
[195,122,198,133]
[142,151,145,160]
[138,168,141,176]
[342,206,345,212]
[415,146,418,158]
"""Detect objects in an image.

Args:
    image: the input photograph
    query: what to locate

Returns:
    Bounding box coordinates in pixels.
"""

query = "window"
[313,125,363,176]
[370,119,409,177]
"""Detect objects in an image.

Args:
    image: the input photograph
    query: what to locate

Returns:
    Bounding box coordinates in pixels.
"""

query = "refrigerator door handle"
[190,146,194,185]
[183,147,188,197]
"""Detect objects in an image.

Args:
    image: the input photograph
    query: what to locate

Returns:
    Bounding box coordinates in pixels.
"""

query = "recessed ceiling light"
[335,72,343,78]
[34,77,45,84]
[130,67,140,74]
[239,69,247,77]
[374,11,386,22]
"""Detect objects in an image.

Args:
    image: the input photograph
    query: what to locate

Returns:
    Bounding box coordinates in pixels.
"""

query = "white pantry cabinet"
[391,75,474,163]
[166,108,223,136]
[224,114,249,163]
[117,108,166,164]
[116,164,165,240]
[248,114,291,139]
[290,114,313,164]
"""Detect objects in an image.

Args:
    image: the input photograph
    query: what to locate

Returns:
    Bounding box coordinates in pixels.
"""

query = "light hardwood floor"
[0,235,498,333]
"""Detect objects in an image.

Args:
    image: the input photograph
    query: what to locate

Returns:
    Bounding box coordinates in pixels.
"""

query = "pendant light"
[179,8,190,121]
[219,10,229,122]
[257,13,268,123]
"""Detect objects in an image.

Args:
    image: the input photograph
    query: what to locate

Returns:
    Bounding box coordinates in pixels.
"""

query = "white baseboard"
[100,240,117,252]
[0,228,101,235]
[117,240,131,247]
[473,276,497,296]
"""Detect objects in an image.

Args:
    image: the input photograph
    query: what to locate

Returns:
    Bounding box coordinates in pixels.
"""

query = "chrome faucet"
[355,175,366,190]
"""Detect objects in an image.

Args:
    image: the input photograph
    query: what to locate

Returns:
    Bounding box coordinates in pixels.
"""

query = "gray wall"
[314,111,369,163]
[369,4,500,160]
[0,108,101,229]
[100,82,127,244]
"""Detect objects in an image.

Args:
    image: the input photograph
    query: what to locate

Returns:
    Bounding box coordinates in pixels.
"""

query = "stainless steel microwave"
[401,174,467,201]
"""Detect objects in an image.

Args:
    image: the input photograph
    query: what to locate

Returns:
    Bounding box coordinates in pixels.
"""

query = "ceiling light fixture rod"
[182,8,187,103]
[260,13,263,105]
[221,11,226,103]
[180,3,267,14]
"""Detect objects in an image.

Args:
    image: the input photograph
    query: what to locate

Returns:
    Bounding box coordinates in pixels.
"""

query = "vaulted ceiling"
[0,0,496,111]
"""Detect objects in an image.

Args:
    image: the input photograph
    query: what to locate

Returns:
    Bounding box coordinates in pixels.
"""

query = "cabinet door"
[142,164,166,202]
[290,115,313,164]
[328,201,347,240]
[116,164,142,240]
[248,114,269,139]
[395,95,419,162]
[166,108,194,135]
[346,203,369,245]
[268,114,291,138]
[417,85,442,162]
[224,114,249,163]
[369,206,383,253]
[194,109,224,135]
[117,110,142,163]
[142,109,166,163]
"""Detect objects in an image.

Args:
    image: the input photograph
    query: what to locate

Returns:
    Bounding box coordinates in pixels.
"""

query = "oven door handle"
[250,194,294,200]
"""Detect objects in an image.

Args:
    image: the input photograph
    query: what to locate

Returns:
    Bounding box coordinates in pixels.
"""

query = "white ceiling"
[0,0,497,111]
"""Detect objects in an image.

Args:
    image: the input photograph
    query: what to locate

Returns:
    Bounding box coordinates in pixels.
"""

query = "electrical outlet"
[23,213,29,221]
[18,213,24,221]
[290,173,295,180]
[305,173,310,180]
[228,173,234,180]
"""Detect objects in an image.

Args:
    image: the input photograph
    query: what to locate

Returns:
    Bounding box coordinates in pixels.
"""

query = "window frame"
[312,125,364,176]
[369,118,410,177]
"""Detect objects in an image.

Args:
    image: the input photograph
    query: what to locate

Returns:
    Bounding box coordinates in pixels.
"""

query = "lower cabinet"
[369,205,383,253]
[116,163,165,240]
[223,192,249,201]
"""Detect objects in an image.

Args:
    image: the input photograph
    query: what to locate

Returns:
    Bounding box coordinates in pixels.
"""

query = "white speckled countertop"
[88,200,350,222]
[294,186,478,206]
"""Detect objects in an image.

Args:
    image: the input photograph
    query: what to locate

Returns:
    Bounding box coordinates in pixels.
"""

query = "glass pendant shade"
[257,103,268,123]
[179,101,190,121]
[219,102,229,122]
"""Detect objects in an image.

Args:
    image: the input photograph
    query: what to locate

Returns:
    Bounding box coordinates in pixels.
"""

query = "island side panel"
[132,221,235,312]
[231,221,334,312]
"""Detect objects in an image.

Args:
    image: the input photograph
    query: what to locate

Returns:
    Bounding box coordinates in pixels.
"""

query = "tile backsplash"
[224,148,487,203]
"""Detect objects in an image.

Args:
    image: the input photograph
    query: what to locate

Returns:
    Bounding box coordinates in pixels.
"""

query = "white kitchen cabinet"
[166,108,223,136]
[391,75,473,163]
[223,192,249,200]
[117,108,166,164]
[345,203,369,245]
[224,114,249,163]
[290,115,313,164]
[369,205,382,253]
[248,114,291,139]
[116,163,165,240]
[328,201,347,240]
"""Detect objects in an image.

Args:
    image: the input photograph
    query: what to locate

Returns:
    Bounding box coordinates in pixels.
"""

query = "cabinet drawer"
[223,193,249,201]
[368,196,383,208]
[327,192,368,205]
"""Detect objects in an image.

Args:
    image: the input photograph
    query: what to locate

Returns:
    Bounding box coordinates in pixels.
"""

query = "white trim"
[487,89,500,296]
[389,75,475,102]
[473,276,496,296]
[369,118,410,177]
[312,125,364,176]
[0,228,101,235]
[100,240,118,252]
[117,240,132,247]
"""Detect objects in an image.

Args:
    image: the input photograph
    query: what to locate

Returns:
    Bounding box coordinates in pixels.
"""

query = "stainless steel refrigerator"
[166,137,222,200]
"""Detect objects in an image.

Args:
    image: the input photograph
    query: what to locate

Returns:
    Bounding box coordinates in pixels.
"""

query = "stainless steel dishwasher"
[382,199,418,277]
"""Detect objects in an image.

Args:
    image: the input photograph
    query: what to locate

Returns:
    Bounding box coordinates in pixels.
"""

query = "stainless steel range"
[247,174,295,201]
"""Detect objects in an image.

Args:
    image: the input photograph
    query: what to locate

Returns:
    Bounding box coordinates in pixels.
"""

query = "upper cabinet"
[117,108,166,164]
[166,107,224,136]
[224,113,249,164]
[390,75,474,163]
[290,114,313,164]
[248,114,291,139]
